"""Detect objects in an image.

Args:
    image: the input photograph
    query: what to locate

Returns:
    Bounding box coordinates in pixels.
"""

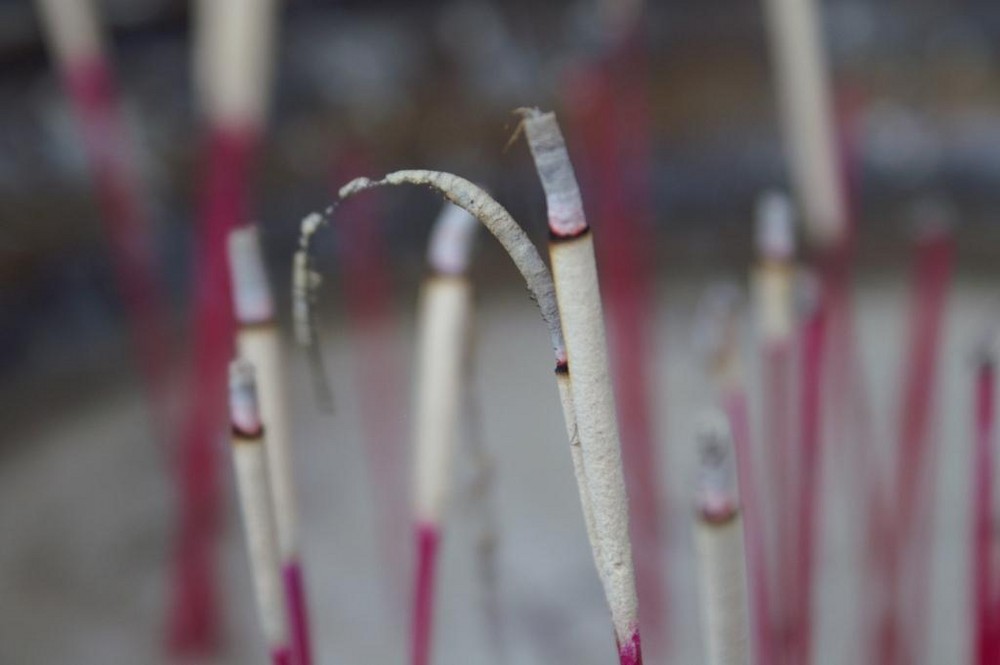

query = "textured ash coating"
[326,170,566,365]
[519,109,588,238]
[550,234,639,642]
[556,372,605,582]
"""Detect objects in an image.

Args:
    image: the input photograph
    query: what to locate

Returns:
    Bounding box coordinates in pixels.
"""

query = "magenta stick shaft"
[412,522,440,665]
[283,561,313,665]
[63,56,172,435]
[271,646,294,665]
[885,231,954,663]
[723,389,776,665]
[795,281,828,665]
[617,629,644,665]
[762,340,794,657]
[973,363,995,665]
[168,126,257,654]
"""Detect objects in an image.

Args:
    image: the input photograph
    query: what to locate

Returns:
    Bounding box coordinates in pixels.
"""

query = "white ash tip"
[301,212,325,239]
[521,109,588,238]
[755,190,795,260]
[229,358,262,434]
[227,225,274,324]
[695,409,739,517]
[338,177,373,199]
[428,202,478,275]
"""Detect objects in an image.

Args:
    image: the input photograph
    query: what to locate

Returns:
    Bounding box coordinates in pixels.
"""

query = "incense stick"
[752,191,797,662]
[229,359,293,665]
[694,410,751,665]
[34,0,173,439]
[228,226,313,665]
[972,336,996,665]
[410,203,477,665]
[170,0,278,650]
[696,282,774,665]
[883,215,955,664]
[522,109,642,665]
[564,47,667,656]
[761,0,846,249]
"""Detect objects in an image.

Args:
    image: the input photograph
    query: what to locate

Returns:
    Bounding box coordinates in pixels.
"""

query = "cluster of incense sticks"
[228,226,313,665]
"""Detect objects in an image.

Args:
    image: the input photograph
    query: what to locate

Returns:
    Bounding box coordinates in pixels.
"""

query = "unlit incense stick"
[229,360,293,665]
[228,226,312,665]
[694,410,751,665]
[761,0,846,249]
[171,0,278,650]
[34,0,172,438]
[522,108,642,665]
[410,203,478,665]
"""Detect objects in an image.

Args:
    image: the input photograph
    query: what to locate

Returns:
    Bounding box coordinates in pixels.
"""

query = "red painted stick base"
[412,523,440,665]
[284,561,313,665]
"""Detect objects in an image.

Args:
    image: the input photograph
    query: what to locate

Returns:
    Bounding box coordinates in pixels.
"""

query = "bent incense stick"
[170,0,277,651]
[522,109,642,665]
[696,283,774,665]
[884,217,955,664]
[972,337,996,665]
[694,410,751,665]
[35,0,172,438]
[410,203,477,665]
[229,360,293,665]
[292,170,603,658]
[228,226,312,665]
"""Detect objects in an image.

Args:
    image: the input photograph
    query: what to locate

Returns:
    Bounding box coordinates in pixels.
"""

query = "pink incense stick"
[412,522,440,665]
[792,276,828,665]
[170,0,277,651]
[36,1,172,438]
[880,222,954,665]
[169,126,257,654]
[973,353,996,665]
[723,388,776,665]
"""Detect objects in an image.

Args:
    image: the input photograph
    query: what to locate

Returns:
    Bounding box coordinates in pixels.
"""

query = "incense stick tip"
[228,225,274,324]
[755,190,795,260]
[229,358,263,436]
[695,409,739,521]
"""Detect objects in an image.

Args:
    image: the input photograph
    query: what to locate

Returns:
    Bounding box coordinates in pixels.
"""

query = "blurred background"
[3,0,1000,663]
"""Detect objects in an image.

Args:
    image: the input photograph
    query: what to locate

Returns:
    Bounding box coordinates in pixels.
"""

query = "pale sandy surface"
[0,274,991,664]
